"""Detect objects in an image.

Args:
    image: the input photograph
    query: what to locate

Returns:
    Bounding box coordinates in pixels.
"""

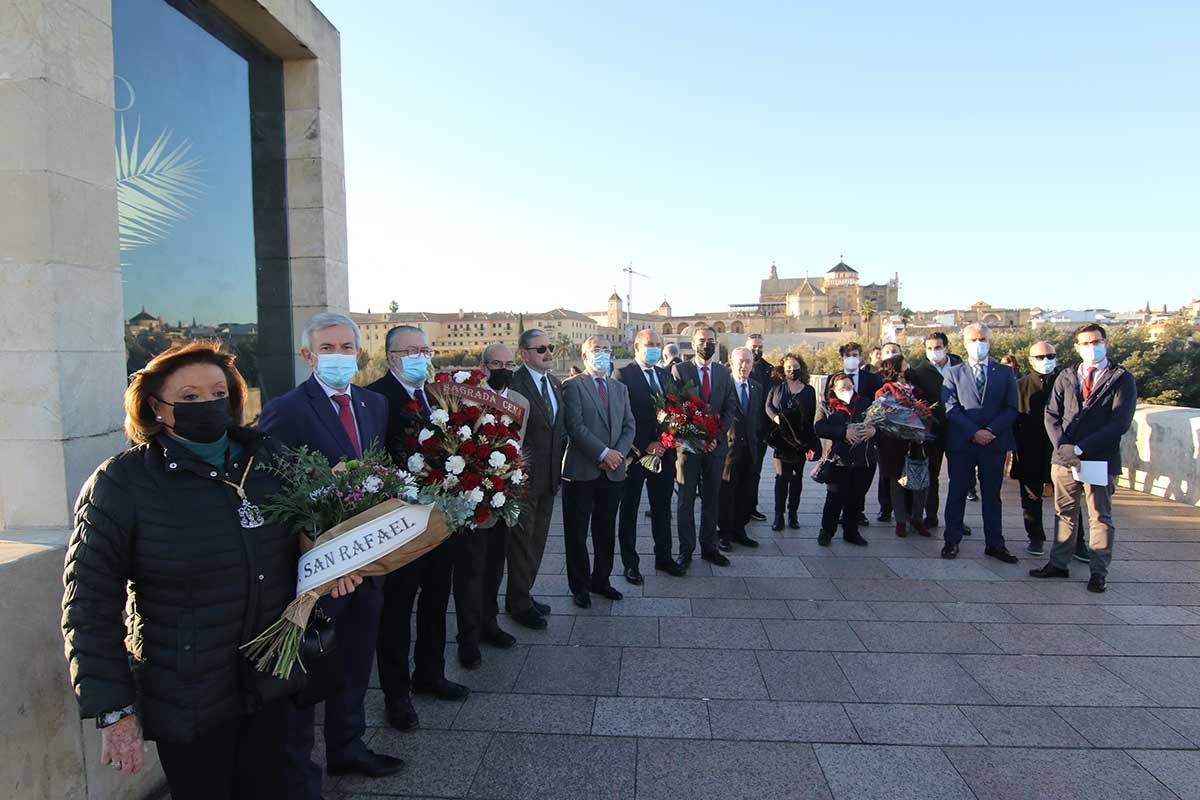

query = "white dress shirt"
[316,373,358,431]
[524,364,558,421]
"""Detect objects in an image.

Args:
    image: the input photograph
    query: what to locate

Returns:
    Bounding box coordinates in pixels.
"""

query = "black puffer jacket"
[62,427,300,743]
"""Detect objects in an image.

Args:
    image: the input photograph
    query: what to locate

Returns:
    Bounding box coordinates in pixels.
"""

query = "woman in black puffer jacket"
[814,372,879,548]
[62,342,357,800]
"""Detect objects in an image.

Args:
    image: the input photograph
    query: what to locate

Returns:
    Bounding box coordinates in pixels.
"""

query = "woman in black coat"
[814,372,878,546]
[62,342,359,800]
[764,353,820,531]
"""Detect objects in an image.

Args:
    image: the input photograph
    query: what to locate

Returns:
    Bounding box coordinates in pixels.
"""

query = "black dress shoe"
[771,516,785,532]
[573,592,591,608]
[924,517,940,529]
[717,537,733,552]
[1087,574,1107,593]
[941,543,959,559]
[511,607,548,629]
[967,490,979,501]
[844,533,869,547]
[624,566,644,585]
[482,627,517,648]
[962,524,973,536]
[592,584,624,601]
[327,749,405,778]
[877,510,892,522]
[985,546,1019,564]
[788,514,801,530]
[679,555,693,570]
[1029,564,1070,579]
[458,646,482,670]
[412,677,470,701]
[817,529,833,546]
[749,510,767,522]
[655,559,686,576]
[732,533,760,548]
[858,512,870,528]
[385,696,420,732]
[701,550,730,567]
[533,599,551,615]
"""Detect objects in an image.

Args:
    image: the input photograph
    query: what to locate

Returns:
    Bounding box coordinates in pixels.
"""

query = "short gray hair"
[729,346,753,364]
[582,335,611,355]
[481,342,510,364]
[963,322,990,340]
[663,343,680,359]
[518,328,548,350]
[634,328,658,346]
[302,312,360,351]
[385,324,426,352]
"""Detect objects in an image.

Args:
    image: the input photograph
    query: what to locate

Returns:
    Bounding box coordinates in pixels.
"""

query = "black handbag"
[292,606,345,708]
[809,454,833,484]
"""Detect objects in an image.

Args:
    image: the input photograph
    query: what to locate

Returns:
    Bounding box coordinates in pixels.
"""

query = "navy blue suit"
[614,361,676,567]
[258,374,389,800]
[942,358,1018,548]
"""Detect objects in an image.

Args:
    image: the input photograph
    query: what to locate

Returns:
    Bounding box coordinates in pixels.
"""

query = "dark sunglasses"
[1031,354,1056,360]
[524,344,555,354]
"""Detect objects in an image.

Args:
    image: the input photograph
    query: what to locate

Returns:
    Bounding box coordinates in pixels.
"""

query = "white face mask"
[834,389,854,404]
[1031,357,1056,375]
[926,348,946,364]
[842,356,860,372]
[1078,343,1107,364]
[965,340,990,360]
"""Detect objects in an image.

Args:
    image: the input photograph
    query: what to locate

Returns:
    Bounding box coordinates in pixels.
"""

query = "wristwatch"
[97,705,135,729]
[1073,446,1083,456]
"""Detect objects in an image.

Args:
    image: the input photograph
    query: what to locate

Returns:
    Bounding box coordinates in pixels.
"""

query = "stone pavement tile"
[620,647,768,699]
[591,696,711,738]
[756,651,859,702]
[1095,656,1200,706]
[744,577,843,600]
[834,652,992,704]
[974,623,1118,655]
[1123,541,1200,560]
[849,621,1001,654]
[934,602,1019,623]
[1106,604,1200,625]
[444,643,530,693]
[1003,603,1123,624]
[1109,560,1200,583]
[762,619,866,651]
[834,578,955,602]
[1106,582,1200,606]
[568,616,659,647]
[467,732,635,800]
[881,557,1002,581]
[1086,624,1200,656]
[529,573,574,596]
[707,699,859,743]
[1150,708,1200,746]
[867,601,951,622]
[1054,706,1193,748]
[842,703,986,745]
[935,580,1040,604]
[336,729,491,797]
[955,655,1153,706]
[945,746,1178,800]
[958,705,1090,747]
[776,538,846,557]
[1026,580,1131,604]
[830,540,929,558]
[609,596,692,617]
[512,594,614,616]
[689,597,793,618]
[1130,750,1200,800]
[637,738,833,800]
[451,692,595,734]
[658,616,771,649]
[362,688,463,730]
[800,557,899,579]
[787,599,880,620]
[814,744,974,800]
[719,555,814,577]
[513,645,621,696]
[640,575,750,598]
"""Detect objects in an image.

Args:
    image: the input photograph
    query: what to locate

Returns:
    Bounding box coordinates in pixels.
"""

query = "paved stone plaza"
[323,470,1200,800]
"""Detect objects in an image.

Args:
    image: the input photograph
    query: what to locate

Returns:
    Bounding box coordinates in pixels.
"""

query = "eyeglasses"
[389,348,435,357]
[590,347,613,354]
[523,344,555,354]
[485,360,518,369]
[1031,353,1056,360]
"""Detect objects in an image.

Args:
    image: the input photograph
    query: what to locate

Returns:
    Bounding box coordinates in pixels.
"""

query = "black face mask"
[788,369,803,382]
[486,368,513,392]
[697,341,716,360]
[752,348,764,360]
[159,396,232,443]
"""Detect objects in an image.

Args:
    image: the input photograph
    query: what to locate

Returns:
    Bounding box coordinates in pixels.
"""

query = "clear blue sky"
[313,1,1198,316]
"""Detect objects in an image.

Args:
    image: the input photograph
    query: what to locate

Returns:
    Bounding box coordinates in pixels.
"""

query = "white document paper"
[1071,460,1109,486]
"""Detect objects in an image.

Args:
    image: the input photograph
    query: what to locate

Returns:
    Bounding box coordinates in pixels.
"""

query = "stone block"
[849,621,1001,654]
[800,556,897,579]
[787,599,879,620]
[658,616,771,649]
[835,652,992,704]
[1055,706,1193,748]
[568,616,657,647]
[61,431,126,521]
[442,643,529,694]
[0,79,49,172]
[608,597,691,617]
[591,696,710,738]
[868,601,951,621]
[843,703,986,745]
[1150,708,1200,746]
[619,647,767,699]
[755,651,857,702]
[0,351,64,438]
[640,575,749,598]
[814,744,974,800]
[46,85,114,188]
[1003,603,1122,624]
[881,556,1002,580]
[513,645,620,696]
[1085,624,1200,656]
[48,173,119,270]
[40,0,113,106]
[1129,751,1200,800]
[637,739,832,800]
[0,440,69,528]
[51,264,124,351]
[833,578,955,602]
[334,728,490,797]
[707,699,858,743]
[958,705,1090,747]
[1106,605,1200,625]
[761,619,865,651]
[0,172,52,265]
[452,692,595,735]
[284,156,326,209]
[466,732,635,800]
[0,262,57,350]
[973,622,1124,656]
[57,350,125,440]
[743,577,841,599]
[956,654,1152,706]
[945,747,1178,800]
[283,108,321,159]
[0,0,45,82]
[720,555,812,577]
[689,598,792,618]
[283,58,319,110]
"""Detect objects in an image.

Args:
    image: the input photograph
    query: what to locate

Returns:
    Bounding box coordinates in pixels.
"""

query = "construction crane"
[621,262,649,340]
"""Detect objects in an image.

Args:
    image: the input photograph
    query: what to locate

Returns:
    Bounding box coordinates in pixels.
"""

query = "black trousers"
[773,459,804,517]
[719,442,757,537]
[507,489,554,615]
[563,476,623,595]
[822,465,873,538]
[750,437,768,511]
[1019,475,1049,540]
[376,537,455,699]
[619,456,675,566]
[454,522,509,648]
[923,441,945,523]
[157,701,288,800]
[877,466,893,515]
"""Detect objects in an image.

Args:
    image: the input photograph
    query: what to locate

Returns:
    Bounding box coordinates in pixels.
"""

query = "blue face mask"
[398,354,431,384]
[1078,343,1106,364]
[965,340,990,360]
[316,353,358,389]
[590,352,612,374]
[643,346,663,365]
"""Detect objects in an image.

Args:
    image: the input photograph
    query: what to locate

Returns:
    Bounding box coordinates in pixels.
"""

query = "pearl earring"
[156,415,163,421]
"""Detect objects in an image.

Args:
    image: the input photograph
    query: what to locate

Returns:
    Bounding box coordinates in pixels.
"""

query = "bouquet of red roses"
[637,378,722,472]
[402,369,530,529]
[863,391,934,443]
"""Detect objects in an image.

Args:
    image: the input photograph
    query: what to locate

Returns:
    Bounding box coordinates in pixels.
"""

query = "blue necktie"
[740,382,749,413]
[974,363,986,398]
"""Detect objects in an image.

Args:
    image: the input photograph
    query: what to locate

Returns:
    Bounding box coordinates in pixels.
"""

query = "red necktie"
[332,394,361,456]
[414,388,430,414]
[1082,367,1096,402]
[596,376,609,409]
[701,365,711,401]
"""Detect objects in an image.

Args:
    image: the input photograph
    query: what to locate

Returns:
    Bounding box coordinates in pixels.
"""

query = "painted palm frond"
[116,116,204,251]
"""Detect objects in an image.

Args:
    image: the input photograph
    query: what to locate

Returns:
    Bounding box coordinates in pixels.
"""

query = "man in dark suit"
[718,347,764,550]
[941,323,1019,562]
[660,343,682,370]
[836,342,882,529]
[615,329,684,580]
[907,332,963,528]
[746,333,774,522]
[1031,323,1138,593]
[1012,340,1061,555]
[366,325,469,735]
[672,325,738,567]
[561,336,637,607]
[507,328,567,629]
[257,312,402,799]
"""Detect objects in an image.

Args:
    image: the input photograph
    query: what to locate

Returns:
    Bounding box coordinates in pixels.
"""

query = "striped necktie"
[973,362,986,398]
